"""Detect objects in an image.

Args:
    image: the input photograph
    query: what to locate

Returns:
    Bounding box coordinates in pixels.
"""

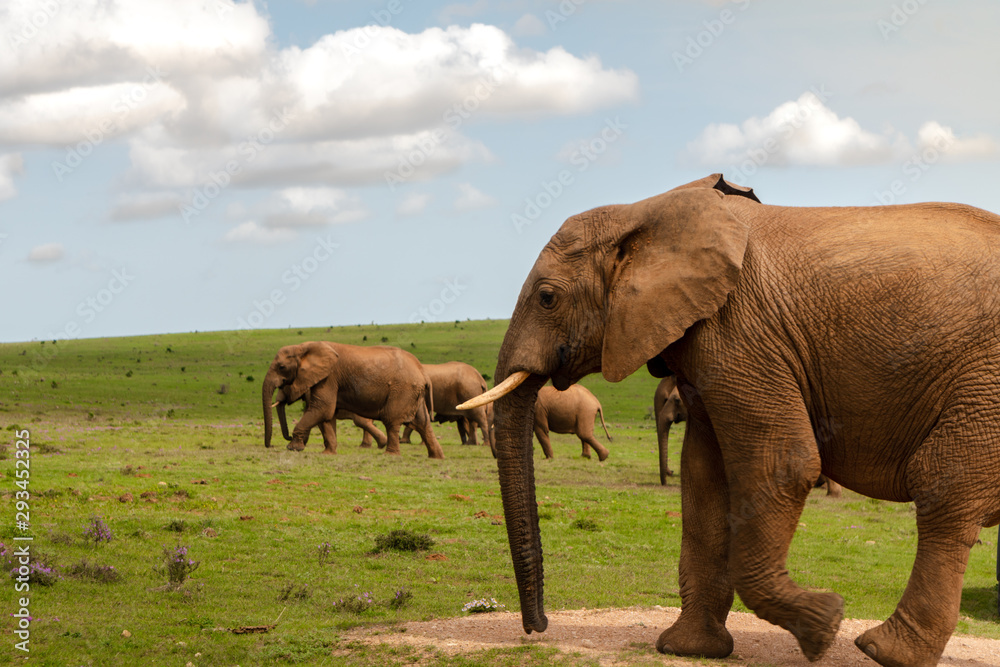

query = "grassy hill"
[0,319,660,426]
[0,320,996,666]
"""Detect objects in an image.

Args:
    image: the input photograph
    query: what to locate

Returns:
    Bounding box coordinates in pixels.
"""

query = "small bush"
[389,588,412,610]
[572,518,601,532]
[372,529,434,553]
[317,542,333,565]
[333,587,375,613]
[66,559,122,583]
[277,583,311,601]
[3,545,60,586]
[83,516,113,543]
[165,519,187,533]
[158,545,199,588]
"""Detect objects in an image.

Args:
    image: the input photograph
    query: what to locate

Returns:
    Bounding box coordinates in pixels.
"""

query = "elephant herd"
[261,341,695,469]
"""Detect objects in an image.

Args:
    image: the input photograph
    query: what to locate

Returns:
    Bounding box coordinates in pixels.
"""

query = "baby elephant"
[533,384,612,461]
[654,376,686,484]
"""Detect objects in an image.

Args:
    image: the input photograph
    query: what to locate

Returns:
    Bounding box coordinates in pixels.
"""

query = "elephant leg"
[410,404,445,459]
[401,424,414,444]
[533,424,554,459]
[657,414,734,658]
[579,434,609,462]
[471,412,490,447]
[289,408,326,451]
[353,415,387,449]
[464,416,478,445]
[721,421,843,661]
[856,420,997,667]
[318,419,338,455]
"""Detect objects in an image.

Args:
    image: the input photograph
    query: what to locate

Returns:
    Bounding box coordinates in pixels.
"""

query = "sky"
[1,0,998,343]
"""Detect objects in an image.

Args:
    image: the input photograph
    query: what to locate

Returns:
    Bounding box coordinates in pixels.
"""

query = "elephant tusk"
[271,401,281,408]
[456,371,531,410]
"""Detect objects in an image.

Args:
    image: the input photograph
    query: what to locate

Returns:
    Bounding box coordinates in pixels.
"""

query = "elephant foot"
[854,615,942,667]
[286,441,305,452]
[596,448,609,462]
[784,591,843,662]
[320,448,337,456]
[400,438,411,444]
[656,613,733,658]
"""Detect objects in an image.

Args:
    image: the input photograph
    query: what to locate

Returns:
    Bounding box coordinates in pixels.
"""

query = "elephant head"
[262,342,339,448]
[461,174,755,634]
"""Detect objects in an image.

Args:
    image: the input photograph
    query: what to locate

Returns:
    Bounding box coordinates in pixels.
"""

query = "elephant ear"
[601,187,749,382]
[289,342,339,399]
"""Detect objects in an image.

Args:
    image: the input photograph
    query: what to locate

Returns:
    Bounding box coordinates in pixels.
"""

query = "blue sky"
[2,0,998,343]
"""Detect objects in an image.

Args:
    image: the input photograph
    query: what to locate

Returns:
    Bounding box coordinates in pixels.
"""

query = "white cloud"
[454,183,497,211]
[397,193,431,216]
[685,92,903,167]
[28,243,65,262]
[222,221,297,244]
[0,3,638,191]
[686,93,1000,171]
[513,14,548,37]
[0,153,24,201]
[262,187,369,227]
[917,121,999,161]
[0,0,269,97]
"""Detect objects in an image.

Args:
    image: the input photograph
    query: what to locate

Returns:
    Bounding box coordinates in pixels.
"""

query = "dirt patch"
[347,606,1000,665]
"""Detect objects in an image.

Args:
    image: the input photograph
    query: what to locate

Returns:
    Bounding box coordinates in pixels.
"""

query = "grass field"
[1,321,997,666]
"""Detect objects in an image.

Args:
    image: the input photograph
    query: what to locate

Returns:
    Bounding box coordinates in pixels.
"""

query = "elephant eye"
[539,290,556,309]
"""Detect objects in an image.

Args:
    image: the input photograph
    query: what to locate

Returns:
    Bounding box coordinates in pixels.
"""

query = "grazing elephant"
[262,341,443,458]
[654,376,686,484]
[402,361,495,452]
[532,384,611,461]
[459,174,1000,667]
[270,387,388,450]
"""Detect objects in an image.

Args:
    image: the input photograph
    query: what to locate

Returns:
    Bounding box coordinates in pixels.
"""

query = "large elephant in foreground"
[533,384,611,461]
[402,361,494,452]
[460,174,1000,667]
[262,341,443,458]
[654,376,685,484]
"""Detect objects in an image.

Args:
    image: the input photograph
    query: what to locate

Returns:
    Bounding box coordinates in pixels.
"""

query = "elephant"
[401,361,495,452]
[532,384,611,461]
[262,341,444,458]
[458,174,1000,667]
[270,387,388,450]
[654,376,686,484]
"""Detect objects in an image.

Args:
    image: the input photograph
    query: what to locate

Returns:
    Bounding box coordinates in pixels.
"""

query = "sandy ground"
[347,606,1000,665]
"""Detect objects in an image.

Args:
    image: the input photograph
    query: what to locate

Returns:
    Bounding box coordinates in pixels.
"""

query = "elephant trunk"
[276,394,292,441]
[262,369,281,448]
[494,370,548,634]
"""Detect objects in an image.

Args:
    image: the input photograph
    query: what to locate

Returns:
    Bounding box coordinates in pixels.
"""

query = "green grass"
[0,320,997,666]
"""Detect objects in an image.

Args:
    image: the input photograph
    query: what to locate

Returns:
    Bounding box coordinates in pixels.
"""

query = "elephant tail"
[597,405,612,442]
